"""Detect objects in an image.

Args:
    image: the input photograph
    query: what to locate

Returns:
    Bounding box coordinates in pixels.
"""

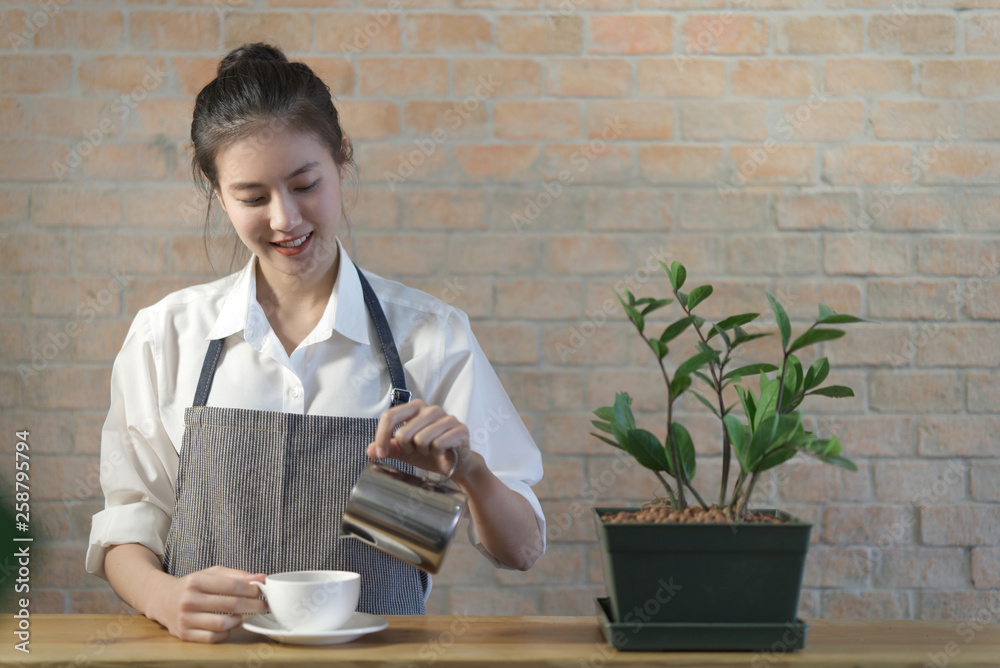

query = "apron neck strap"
[192,264,411,408]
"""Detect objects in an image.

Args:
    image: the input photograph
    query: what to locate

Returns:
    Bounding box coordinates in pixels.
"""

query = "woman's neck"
[254,251,340,355]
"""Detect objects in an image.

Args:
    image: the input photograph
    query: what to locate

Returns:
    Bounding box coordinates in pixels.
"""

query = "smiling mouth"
[273,232,312,248]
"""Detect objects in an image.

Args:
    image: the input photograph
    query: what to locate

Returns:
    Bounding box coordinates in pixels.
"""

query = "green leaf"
[692,391,721,417]
[818,314,864,324]
[748,413,803,471]
[668,261,686,291]
[810,385,855,398]
[670,373,692,398]
[613,392,636,430]
[723,363,779,381]
[640,298,673,316]
[659,316,693,344]
[622,303,645,332]
[767,293,791,350]
[686,285,713,311]
[714,325,732,350]
[820,454,858,472]
[732,331,770,347]
[649,338,668,360]
[624,288,636,305]
[789,328,845,354]
[752,373,780,432]
[803,357,830,391]
[677,350,716,377]
[676,291,688,309]
[692,370,713,387]
[590,432,623,449]
[625,428,670,472]
[818,303,835,320]
[691,315,706,329]
[591,420,613,434]
[735,385,756,427]
[669,422,697,482]
[593,406,614,421]
[724,414,751,472]
[755,445,799,472]
[707,313,760,340]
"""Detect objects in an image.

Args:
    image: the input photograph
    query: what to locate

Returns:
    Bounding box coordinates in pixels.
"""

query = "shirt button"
[289,387,301,399]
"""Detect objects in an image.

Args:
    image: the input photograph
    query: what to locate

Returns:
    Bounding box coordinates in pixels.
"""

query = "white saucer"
[242,612,388,645]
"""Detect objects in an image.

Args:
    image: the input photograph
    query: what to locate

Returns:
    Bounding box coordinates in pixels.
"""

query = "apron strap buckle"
[391,388,412,406]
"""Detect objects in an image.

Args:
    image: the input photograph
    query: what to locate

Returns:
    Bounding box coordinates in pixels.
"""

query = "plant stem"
[717,371,731,507]
[685,481,709,509]
[728,470,746,516]
[737,470,761,519]
[657,358,687,510]
[653,471,679,508]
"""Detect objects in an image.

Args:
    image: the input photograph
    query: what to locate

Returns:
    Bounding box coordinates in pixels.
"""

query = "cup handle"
[439,448,460,483]
[250,581,267,599]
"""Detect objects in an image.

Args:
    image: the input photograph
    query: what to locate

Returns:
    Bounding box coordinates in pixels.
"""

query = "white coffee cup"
[250,570,360,632]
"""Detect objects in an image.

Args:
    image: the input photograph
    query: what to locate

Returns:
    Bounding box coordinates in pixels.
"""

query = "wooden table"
[2,614,999,667]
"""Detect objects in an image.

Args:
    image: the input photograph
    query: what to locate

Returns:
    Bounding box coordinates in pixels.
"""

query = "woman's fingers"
[371,400,422,457]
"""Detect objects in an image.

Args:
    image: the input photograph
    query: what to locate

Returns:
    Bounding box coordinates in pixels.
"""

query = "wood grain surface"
[1,614,999,667]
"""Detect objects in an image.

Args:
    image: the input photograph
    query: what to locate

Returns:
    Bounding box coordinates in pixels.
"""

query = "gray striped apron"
[162,265,428,615]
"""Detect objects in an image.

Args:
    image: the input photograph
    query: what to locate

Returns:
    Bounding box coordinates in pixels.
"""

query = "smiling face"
[213,125,345,289]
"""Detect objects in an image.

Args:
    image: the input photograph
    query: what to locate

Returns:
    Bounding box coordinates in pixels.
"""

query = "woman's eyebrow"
[228,162,319,191]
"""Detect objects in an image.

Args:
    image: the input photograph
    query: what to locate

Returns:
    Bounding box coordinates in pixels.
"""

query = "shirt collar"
[205,238,371,347]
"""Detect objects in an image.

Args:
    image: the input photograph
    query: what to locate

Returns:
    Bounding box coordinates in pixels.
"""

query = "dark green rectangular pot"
[594,507,812,625]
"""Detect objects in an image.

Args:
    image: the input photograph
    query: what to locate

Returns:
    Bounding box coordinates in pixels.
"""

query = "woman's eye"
[240,197,264,207]
[297,180,320,192]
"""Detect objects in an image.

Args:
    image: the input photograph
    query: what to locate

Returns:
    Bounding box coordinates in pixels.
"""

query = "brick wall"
[1,0,998,620]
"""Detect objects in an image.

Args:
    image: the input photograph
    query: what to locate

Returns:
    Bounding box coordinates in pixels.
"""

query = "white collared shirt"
[85,240,546,581]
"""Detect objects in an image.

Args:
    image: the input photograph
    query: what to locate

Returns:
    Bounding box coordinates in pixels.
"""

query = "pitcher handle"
[439,448,460,484]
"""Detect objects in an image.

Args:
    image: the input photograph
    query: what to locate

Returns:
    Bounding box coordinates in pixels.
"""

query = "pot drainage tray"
[595,597,809,652]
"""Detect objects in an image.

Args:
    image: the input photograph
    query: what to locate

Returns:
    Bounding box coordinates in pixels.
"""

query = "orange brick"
[966,14,1000,53]
[586,101,671,140]
[326,100,397,141]
[130,11,217,50]
[222,12,311,51]
[868,279,959,320]
[546,58,630,97]
[871,370,962,413]
[298,57,355,96]
[776,15,864,53]
[873,459,966,504]
[30,276,126,318]
[777,192,859,231]
[916,325,1000,368]
[542,322,634,368]
[497,15,582,54]
[972,548,1000,588]
[729,145,815,185]
[921,59,1000,97]
[919,416,1000,458]
[968,373,1000,413]
[922,506,1000,546]
[31,185,123,227]
[127,98,195,139]
[963,193,1000,231]
[0,96,27,136]
[822,505,916,546]
[76,233,168,275]
[0,55,72,94]
[814,416,914,457]
[546,235,634,275]
[771,279,863,319]
[591,15,672,54]
[917,238,1000,276]
[399,190,487,230]
[0,185,28,223]
[824,235,909,276]
[823,146,913,184]
[124,185,205,230]
[966,101,1000,140]
[781,459,871,504]
[824,58,911,95]
[681,13,766,54]
[921,146,1000,185]
[453,145,539,183]
[352,233,447,276]
[78,55,168,95]
[473,322,539,364]
[971,461,1000,502]
[638,58,725,97]
[315,12,402,53]
[456,0,540,7]
[825,324,914,368]
[82,142,170,181]
[402,101,485,138]
[454,58,540,97]
[172,56,218,96]
[638,145,724,184]
[875,548,968,589]
[870,13,955,53]
[822,592,908,620]
[776,100,864,141]
[1,9,25,45]
[540,143,631,184]
[496,101,580,140]
[360,57,447,96]
[496,278,584,319]
[677,191,768,230]
[0,139,68,181]
[499,368,584,411]
[75,320,132,363]
[25,368,112,410]
[869,192,958,232]
[871,101,960,140]
[34,10,124,49]
[585,190,672,232]
[448,234,539,274]
[731,58,816,97]
[497,187,586,233]
[354,142,448,185]
[728,234,817,276]
[166,234,215,275]
[29,98,123,139]
[406,14,491,52]
[448,587,539,616]
[680,101,766,141]
[966,279,1000,320]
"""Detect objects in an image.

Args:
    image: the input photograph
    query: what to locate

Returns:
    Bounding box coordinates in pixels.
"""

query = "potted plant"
[591,260,861,652]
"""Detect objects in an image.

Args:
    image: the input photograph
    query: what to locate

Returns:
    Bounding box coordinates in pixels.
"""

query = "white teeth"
[275,233,310,248]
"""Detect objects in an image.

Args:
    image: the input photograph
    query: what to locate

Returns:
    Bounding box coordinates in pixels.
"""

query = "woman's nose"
[270,192,301,230]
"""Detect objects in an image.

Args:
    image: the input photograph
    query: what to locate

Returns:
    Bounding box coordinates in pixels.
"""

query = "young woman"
[86,42,546,643]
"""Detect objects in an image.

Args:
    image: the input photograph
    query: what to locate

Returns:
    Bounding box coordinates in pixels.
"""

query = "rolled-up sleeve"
[429,308,546,570]
[85,309,180,581]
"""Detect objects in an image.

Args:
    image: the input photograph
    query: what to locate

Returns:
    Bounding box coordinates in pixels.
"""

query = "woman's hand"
[146,565,267,643]
[366,399,474,480]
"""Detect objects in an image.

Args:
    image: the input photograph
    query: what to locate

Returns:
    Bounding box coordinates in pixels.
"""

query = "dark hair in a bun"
[191,42,354,269]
